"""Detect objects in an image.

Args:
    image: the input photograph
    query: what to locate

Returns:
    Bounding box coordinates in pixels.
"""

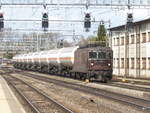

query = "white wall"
[111,22,150,78]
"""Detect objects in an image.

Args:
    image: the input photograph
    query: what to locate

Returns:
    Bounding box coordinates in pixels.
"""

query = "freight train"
[13,45,113,82]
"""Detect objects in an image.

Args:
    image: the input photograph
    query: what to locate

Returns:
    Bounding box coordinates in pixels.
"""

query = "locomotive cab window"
[98,52,106,59]
[107,53,112,59]
[89,52,97,59]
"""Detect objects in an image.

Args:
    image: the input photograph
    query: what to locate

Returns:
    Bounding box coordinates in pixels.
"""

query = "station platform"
[0,75,26,113]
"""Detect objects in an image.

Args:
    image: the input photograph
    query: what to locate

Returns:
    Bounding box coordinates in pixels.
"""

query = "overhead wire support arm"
[43,4,47,9]
[128,0,131,10]
[86,0,89,10]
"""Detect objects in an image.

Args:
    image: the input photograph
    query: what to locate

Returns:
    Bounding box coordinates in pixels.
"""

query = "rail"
[2,74,74,113]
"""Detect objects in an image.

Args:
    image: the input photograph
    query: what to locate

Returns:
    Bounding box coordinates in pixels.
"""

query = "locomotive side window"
[89,52,97,59]
[98,52,106,59]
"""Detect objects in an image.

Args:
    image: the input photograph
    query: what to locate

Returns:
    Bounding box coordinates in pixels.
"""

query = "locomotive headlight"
[91,63,94,66]
[108,63,111,66]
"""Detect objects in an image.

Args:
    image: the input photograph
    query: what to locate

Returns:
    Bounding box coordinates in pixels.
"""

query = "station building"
[109,18,150,78]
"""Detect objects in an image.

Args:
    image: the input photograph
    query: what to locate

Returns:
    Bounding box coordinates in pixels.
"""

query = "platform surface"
[0,75,26,113]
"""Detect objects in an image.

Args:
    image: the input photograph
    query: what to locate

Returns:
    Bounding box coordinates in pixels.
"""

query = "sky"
[1,0,150,41]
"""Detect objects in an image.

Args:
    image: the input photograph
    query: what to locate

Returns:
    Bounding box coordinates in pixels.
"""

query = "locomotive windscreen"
[98,52,112,59]
[89,52,97,59]
[89,51,112,59]
[98,52,106,59]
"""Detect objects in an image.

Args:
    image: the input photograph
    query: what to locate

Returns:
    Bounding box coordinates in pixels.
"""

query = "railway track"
[14,70,150,112]
[4,68,150,92]
[103,82,150,92]
[2,73,74,113]
[112,78,150,86]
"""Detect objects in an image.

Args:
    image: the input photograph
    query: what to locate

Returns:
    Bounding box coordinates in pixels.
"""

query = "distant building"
[109,18,150,78]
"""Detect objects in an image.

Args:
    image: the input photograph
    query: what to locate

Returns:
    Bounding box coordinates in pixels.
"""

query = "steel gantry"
[0,0,150,9]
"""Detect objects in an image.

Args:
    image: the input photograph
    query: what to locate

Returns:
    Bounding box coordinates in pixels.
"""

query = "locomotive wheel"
[102,77,108,83]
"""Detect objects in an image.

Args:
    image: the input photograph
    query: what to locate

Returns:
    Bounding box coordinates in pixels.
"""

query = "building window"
[131,58,134,69]
[148,58,150,69]
[116,37,119,46]
[113,38,115,46]
[136,58,140,69]
[113,58,115,68]
[116,58,119,68]
[121,37,124,45]
[136,34,140,43]
[130,35,134,44]
[125,58,129,68]
[126,36,129,44]
[142,58,146,69]
[148,32,150,42]
[142,33,146,43]
[121,58,124,68]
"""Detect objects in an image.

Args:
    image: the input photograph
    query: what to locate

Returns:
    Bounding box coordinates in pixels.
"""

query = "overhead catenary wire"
[0,3,150,9]
[2,18,110,23]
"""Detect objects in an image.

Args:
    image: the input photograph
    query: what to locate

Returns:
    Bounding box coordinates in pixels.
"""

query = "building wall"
[111,22,150,78]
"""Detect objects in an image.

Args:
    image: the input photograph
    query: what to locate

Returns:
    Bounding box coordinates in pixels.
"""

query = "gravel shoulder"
[10,72,149,113]
[28,71,150,101]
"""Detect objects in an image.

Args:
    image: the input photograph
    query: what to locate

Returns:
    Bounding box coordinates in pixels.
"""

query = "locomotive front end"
[88,48,113,82]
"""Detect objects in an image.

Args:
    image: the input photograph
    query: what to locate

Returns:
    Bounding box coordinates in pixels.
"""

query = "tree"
[97,22,107,46]
[88,35,97,41]
[83,23,107,47]
[3,52,13,59]
[77,23,108,47]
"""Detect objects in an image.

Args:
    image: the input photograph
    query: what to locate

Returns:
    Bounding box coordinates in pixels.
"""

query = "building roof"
[109,17,150,30]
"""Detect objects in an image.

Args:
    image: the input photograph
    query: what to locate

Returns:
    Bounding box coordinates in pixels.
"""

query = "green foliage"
[86,24,107,47]
[88,36,98,41]
[78,24,107,47]
[3,52,13,59]
[96,23,107,46]
[97,24,107,42]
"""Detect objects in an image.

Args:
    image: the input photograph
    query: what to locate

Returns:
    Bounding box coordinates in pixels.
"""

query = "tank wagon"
[13,45,113,82]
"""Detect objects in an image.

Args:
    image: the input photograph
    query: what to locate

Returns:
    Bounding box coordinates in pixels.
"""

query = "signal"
[0,9,4,30]
[84,13,91,29]
[126,13,133,30]
[42,5,48,30]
